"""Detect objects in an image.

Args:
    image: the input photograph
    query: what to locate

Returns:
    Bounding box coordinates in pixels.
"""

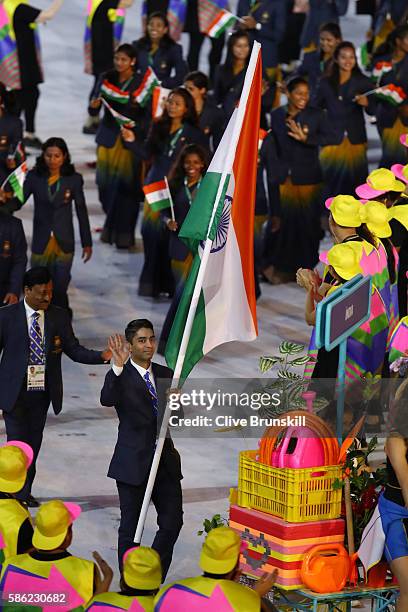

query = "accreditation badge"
[27,365,45,391]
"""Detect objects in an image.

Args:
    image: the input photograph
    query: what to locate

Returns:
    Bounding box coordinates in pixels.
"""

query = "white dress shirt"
[24,300,45,338]
[112,359,156,390]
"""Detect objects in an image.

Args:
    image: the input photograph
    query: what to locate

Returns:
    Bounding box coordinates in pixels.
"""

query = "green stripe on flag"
[178,172,230,252]
[165,255,206,382]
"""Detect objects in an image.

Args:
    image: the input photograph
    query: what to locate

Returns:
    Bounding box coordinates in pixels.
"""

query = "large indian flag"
[165,43,262,382]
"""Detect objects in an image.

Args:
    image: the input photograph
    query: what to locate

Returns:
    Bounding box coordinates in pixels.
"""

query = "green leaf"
[288,355,310,366]
[333,478,344,490]
[277,371,303,380]
[280,341,305,355]
[259,356,284,373]
[197,530,204,536]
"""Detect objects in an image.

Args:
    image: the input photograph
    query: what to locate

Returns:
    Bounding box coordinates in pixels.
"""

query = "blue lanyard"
[184,177,201,205]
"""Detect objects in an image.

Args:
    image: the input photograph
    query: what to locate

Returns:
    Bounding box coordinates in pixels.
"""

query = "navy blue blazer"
[9,171,92,255]
[0,214,27,301]
[269,105,331,185]
[372,54,408,130]
[199,96,225,152]
[161,182,196,261]
[133,39,187,89]
[125,123,207,184]
[237,0,286,66]
[296,51,331,95]
[0,114,23,185]
[256,132,280,216]
[100,361,182,487]
[300,0,348,48]
[90,70,149,149]
[0,302,105,414]
[314,74,377,144]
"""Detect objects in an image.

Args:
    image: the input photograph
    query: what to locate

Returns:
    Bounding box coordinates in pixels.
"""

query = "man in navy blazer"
[0,267,111,506]
[100,319,183,580]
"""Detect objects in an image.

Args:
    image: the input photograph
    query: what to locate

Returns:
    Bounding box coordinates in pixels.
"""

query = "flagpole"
[134,42,262,546]
[165,176,175,222]
[352,87,381,101]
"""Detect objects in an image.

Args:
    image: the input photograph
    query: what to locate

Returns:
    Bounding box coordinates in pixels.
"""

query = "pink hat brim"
[319,251,329,265]
[6,441,34,468]
[64,502,82,523]
[391,164,408,185]
[123,545,140,564]
[400,134,408,148]
[355,183,385,200]
[325,197,334,210]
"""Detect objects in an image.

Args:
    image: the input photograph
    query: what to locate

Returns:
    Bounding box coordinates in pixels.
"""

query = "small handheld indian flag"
[143,177,174,218]
[1,162,27,203]
[205,8,237,38]
[100,80,130,105]
[152,86,171,118]
[372,61,392,81]
[101,98,135,128]
[376,84,407,106]
[133,67,159,107]
[258,128,268,151]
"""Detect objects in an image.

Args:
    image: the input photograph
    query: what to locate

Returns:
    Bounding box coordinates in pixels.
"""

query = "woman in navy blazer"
[133,12,187,89]
[158,144,208,353]
[371,25,408,167]
[314,41,377,198]
[297,22,342,95]
[2,138,92,310]
[89,43,148,249]
[122,88,207,298]
[264,77,331,283]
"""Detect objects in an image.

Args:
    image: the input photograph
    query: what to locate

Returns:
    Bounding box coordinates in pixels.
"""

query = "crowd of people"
[0,0,407,609]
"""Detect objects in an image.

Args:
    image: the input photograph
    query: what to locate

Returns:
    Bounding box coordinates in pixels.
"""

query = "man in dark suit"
[100,319,183,580]
[0,213,27,305]
[0,266,111,507]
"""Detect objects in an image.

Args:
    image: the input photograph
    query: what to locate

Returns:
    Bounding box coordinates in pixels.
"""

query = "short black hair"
[286,76,309,93]
[184,71,209,91]
[125,319,154,343]
[23,267,52,290]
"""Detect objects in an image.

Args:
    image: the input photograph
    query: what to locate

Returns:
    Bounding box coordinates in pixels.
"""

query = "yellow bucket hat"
[391,163,408,185]
[325,195,364,227]
[33,500,81,551]
[0,442,33,494]
[199,527,242,574]
[122,547,162,590]
[356,168,405,200]
[320,242,363,280]
[362,200,392,238]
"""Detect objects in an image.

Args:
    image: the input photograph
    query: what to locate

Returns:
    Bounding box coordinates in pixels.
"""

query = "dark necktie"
[29,312,45,365]
[144,371,158,416]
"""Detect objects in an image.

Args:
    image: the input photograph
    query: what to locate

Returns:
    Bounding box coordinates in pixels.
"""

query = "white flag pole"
[134,42,262,546]
[165,176,175,222]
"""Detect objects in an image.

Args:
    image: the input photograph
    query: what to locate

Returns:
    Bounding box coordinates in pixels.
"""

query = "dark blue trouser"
[116,469,183,581]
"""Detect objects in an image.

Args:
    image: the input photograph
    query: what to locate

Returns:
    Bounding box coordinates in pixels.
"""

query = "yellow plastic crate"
[237,451,342,522]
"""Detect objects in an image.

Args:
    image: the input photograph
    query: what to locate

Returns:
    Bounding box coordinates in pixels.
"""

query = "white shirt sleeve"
[112,364,124,376]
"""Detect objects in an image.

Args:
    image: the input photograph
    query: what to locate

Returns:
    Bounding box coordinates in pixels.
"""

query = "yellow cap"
[320,242,363,280]
[32,500,81,551]
[199,527,241,574]
[326,195,364,227]
[356,168,405,199]
[123,547,161,590]
[0,444,32,494]
[363,200,392,238]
